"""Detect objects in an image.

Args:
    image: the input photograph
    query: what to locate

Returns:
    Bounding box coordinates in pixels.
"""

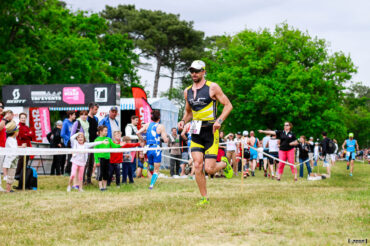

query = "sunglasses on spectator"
[189,69,203,74]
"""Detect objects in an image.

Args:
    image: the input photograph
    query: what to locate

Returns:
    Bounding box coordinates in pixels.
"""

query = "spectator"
[308,137,315,169]
[331,139,338,166]
[121,136,141,184]
[98,106,119,139]
[0,102,10,191]
[71,111,89,140]
[1,110,14,180]
[125,115,139,142]
[67,132,107,192]
[259,122,298,181]
[266,133,279,179]
[297,136,312,178]
[3,121,20,192]
[15,113,35,177]
[262,132,271,176]
[94,125,121,191]
[248,131,260,177]
[61,110,76,175]
[85,102,99,184]
[168,127,182,177]
[314,142,320,167]
[320,132,332,177]
[225,133,237,176]
[47,121,64,175]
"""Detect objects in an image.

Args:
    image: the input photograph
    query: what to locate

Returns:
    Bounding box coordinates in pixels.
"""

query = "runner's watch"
[217,118,223,124]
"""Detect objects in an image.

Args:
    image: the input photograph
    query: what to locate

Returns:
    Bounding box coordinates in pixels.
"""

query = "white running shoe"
[67,186,71,192]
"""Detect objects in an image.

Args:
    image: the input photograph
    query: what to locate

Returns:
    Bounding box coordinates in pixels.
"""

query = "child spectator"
[109,131,126,187]
[121,136,141,184]
[3,121,21,192]
[67,132,107,192]
[94,126,121,191]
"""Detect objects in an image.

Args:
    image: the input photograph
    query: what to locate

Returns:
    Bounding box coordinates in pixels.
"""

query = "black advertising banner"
[2,84,120,107]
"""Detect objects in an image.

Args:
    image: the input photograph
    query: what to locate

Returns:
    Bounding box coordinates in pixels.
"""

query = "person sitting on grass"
[3,121,23,193]
[67,132,107,192]
[94,126,122,191]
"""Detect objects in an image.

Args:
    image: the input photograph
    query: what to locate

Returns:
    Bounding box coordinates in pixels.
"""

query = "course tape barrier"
[0,145,188,156]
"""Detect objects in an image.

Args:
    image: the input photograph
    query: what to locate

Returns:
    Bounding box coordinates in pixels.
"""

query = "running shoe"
[349,173,353,177]
[221,156,233,179]
[196,197,210,206]
[67,186,71,192]
[149,186,153,190]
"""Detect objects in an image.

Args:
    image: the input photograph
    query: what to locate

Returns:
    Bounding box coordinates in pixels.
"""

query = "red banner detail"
[132,88,151,129]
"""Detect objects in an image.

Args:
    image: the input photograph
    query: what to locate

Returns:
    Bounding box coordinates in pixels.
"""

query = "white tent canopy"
[120,98,179,133]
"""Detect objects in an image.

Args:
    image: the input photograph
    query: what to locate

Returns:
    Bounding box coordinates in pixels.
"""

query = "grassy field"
[0,161,369,246]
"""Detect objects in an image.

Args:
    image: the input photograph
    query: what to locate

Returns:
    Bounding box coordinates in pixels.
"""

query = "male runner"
[341,133,359,176]
[178,60,233,205]
[137,110,169,189]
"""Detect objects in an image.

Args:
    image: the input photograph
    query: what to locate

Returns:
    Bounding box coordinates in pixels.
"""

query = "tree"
[0,0,138,97]
[204,23,357,141]
[101,5,204,97]
[341,82,370,147]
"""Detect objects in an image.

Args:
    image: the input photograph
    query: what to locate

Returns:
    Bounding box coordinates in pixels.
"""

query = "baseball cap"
[5,120,18,134]
[188,60,206,71]
[236,131,241,135]
[349,133,354,138]
[309,137,313,140]
[243,130,248,136]
[110,106,118,111]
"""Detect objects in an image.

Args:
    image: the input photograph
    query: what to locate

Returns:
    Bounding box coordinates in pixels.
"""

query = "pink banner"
[39,107,51,143]
[29,107,51,143]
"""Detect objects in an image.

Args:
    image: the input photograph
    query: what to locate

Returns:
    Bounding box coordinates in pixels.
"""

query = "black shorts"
[190,126,219,159]
[268,152,279,165]
[243,149,250,159]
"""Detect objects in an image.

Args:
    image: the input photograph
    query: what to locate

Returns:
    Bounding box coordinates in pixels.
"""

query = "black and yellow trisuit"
[186,81,219,159]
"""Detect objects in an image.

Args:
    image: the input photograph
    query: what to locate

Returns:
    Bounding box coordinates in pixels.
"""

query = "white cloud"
[64,0,370,91]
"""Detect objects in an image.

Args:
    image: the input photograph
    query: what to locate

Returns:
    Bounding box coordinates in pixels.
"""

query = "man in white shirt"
[125,115,139,143]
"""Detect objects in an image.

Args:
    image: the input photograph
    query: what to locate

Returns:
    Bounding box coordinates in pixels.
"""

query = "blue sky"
[65,0,370,95]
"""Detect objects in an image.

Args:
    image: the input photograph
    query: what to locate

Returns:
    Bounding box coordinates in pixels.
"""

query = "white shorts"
[308,153,314,160]
[330,154,336,162]
[323,155,331,167]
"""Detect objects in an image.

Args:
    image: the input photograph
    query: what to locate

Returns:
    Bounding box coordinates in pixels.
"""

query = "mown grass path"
[0,161,369,245]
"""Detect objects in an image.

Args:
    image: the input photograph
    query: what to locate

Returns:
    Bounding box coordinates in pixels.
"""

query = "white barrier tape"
[0,145,189,156]
[162,154,189,163]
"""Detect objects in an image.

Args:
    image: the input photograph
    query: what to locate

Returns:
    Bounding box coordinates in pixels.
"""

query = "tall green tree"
[102,5,204,98]
[0,0,138,96]
[204,23,357,141]
[341,82,370,147]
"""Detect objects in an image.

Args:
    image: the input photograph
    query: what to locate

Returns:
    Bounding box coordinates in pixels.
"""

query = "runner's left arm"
[211,83,232,133]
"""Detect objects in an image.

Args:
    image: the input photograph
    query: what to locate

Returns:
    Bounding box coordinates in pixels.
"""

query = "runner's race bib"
[190,120,202,135]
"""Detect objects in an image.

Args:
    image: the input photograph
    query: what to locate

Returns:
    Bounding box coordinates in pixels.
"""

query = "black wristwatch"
[217,118,223,124]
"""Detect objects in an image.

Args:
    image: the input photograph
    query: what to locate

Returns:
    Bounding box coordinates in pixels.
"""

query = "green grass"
[0,161,369,245]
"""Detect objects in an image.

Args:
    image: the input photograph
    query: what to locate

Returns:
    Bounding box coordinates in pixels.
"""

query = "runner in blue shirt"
[341,133,359,176]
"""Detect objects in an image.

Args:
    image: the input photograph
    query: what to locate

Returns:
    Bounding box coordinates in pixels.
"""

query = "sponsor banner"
[132,87,151,129]
[3,84,120,107]
[29,107,51,143]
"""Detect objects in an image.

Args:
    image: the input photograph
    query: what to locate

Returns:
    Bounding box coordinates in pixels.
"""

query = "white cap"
[243,130,248,136]
[188,60,206,70]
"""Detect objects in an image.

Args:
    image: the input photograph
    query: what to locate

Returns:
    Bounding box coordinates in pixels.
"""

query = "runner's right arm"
[178,89,193,130]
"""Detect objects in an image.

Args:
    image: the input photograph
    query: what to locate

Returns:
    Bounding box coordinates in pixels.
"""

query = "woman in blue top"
[341,133,359,176]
